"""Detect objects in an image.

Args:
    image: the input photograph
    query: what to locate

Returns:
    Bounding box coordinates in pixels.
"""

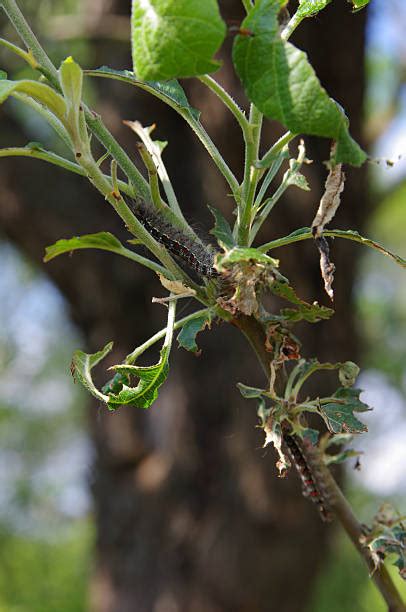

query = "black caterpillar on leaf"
[128,198,218,279]
[284,433,332,522]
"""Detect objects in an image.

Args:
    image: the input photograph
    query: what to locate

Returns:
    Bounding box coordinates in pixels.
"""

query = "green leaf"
[131,0,226,80]
[325,229,406,268]
[260,227,406,268]
[106,346,170,409]
[232,0,367,166]
[71,342,112,403]
[59,56,83,137]
[271,279,334,323]
[209,205,235,249]
[319,387,370,434]
[85,67,200,120]
[44,232,127,261]
[177,312,211,353]
[44,231,169,277]
[295,0,332,19]
[350,0,370,12]
[0,78,66,123]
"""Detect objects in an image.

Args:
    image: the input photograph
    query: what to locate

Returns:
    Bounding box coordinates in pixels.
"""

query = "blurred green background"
[0,0,405,610]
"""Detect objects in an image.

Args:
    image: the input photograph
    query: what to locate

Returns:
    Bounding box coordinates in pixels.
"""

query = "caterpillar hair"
[284,433,332,522]
[127,198,218,279]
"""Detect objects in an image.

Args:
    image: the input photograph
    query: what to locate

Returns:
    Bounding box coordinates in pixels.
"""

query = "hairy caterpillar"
[128,198,218,279]
[284,433,332,522]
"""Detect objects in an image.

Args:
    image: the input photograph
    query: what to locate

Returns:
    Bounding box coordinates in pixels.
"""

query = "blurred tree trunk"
[0,1,367,610]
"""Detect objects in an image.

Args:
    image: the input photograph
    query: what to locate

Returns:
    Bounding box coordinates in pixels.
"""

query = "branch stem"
[238,104,263,245]
[198,75,249,136]
[236,314,405,612]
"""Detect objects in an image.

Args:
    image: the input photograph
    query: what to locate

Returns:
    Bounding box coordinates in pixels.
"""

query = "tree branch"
[235,314,406,612]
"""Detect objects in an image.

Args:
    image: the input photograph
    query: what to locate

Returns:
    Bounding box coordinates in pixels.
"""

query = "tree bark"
[0,2,367,610]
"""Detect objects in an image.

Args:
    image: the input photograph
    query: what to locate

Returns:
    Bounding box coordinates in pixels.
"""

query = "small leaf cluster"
[238,358,370,475]
[360,504,406,581]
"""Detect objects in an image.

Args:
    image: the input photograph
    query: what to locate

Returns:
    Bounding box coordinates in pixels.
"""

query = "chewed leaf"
[209,206,235,249]
[102,372,131,395]
[360,503,406,580]
[237,382,266,399]
[271,279,334,323]
[319,387,370,434]
[232,0,367,166]
[71,342,112,403]
[177,312,211,353]
[44,232,124,261]
[131,0,226,80]
[286,171,310,191]
[286,358,362,401]
[107,346,170,409]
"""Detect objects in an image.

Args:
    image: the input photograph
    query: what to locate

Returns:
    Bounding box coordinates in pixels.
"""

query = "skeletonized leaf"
[263,416,290,476]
